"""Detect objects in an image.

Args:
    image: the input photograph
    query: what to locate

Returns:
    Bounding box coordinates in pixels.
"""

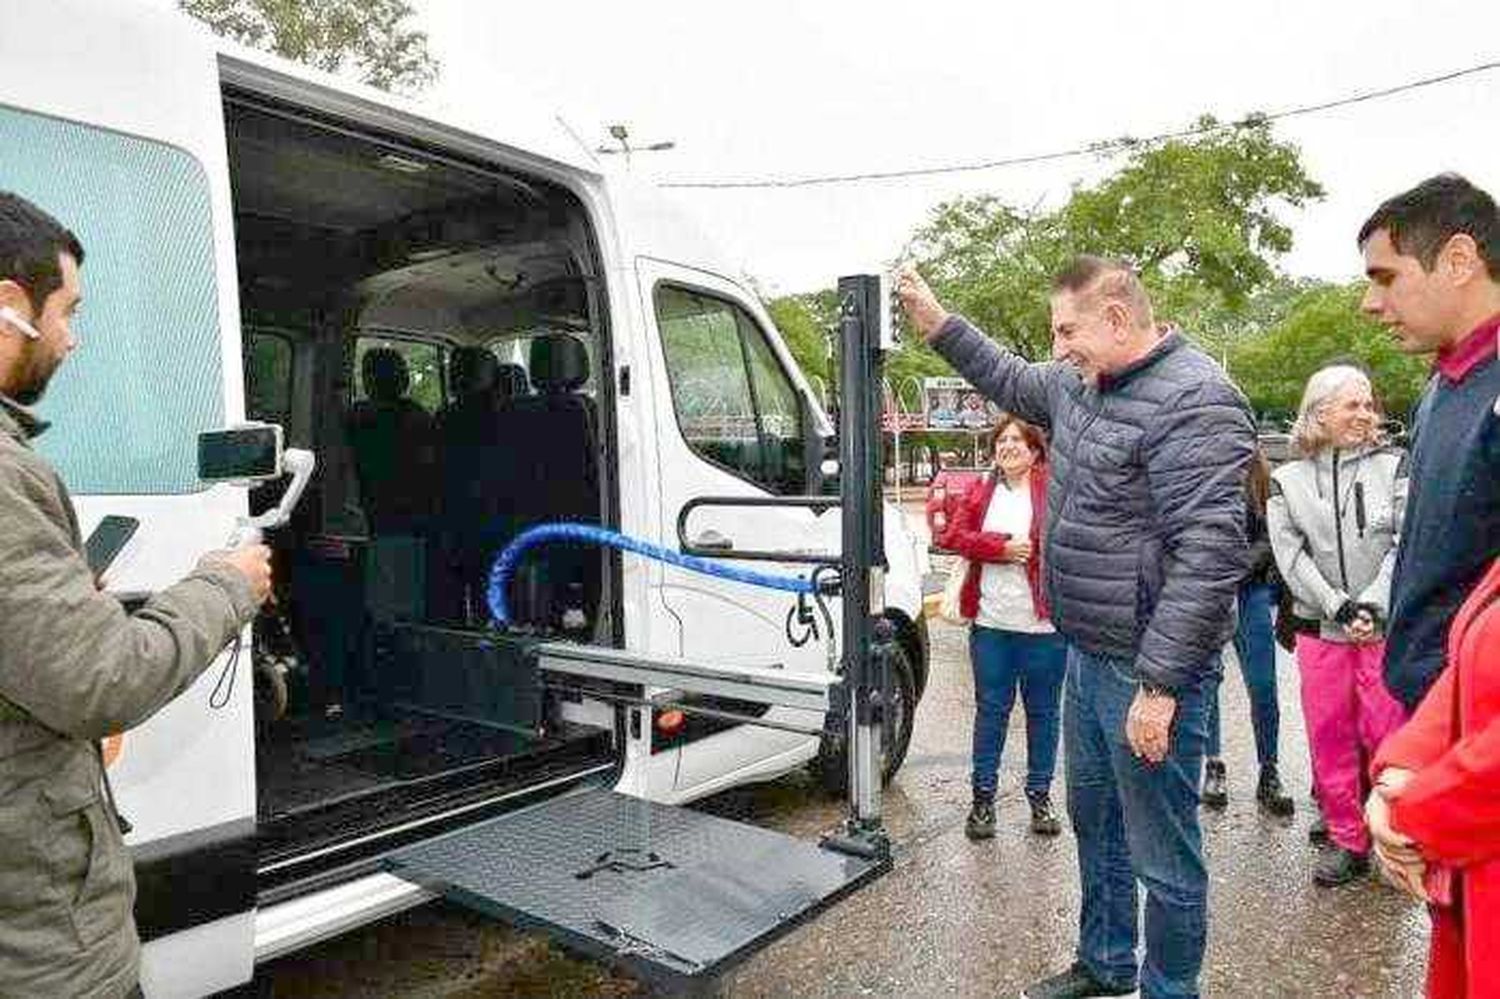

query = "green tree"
[905,117,1324,361]
[1228,282,1431,424]
[765,291,834,386]
[179,0,438,92]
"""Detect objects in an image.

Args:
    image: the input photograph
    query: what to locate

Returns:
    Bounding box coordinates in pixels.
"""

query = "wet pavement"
[263,507,1430,998]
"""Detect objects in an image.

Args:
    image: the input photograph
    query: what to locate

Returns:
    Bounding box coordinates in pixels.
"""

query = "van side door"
[636,259,839,796]
[1,4,257,996]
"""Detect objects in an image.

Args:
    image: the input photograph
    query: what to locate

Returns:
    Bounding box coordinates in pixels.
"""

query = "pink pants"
[1296,634,1407,853]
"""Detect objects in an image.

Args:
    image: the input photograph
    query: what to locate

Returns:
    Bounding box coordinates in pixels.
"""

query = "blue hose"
[487,523,816,626]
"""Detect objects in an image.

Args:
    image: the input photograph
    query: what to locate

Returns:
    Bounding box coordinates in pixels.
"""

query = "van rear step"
[386,786,885,991]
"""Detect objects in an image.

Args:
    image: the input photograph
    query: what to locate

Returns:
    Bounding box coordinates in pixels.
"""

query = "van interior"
[224,94,622,889]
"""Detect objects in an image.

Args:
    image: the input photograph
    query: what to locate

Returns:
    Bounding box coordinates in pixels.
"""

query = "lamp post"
[596,123,676,166]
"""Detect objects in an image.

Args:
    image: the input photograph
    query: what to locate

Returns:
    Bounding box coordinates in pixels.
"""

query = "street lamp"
[596,123,676,164]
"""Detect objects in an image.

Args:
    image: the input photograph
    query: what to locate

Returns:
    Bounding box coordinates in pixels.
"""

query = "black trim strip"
[132,817,257,942]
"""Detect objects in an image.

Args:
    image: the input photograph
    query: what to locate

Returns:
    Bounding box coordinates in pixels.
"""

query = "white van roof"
[163,5,604,179]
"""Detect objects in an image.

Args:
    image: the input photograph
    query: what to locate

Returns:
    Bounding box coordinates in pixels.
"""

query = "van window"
[654,285,805,495]
[246,330,294,426]
[1,106,224,494]
[352,335,446,412]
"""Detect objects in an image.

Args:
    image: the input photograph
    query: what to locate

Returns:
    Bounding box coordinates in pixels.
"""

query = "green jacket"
[0,395,256,999]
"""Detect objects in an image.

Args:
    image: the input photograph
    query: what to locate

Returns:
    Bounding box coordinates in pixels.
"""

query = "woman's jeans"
[1205,582,1280,766]
[969,625,1067,799]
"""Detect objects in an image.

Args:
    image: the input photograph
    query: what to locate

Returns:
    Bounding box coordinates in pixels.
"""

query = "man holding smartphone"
[0,190,273,999]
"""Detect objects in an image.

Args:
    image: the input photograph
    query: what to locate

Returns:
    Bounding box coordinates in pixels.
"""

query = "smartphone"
[85,515,140,578]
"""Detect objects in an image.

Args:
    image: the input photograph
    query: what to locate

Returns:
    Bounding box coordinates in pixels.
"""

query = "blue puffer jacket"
[932,316,1254,689]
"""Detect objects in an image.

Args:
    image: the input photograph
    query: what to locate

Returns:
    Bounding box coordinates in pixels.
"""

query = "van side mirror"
[800,395,840,499]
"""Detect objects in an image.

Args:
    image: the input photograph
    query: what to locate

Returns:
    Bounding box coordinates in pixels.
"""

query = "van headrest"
[362,348,410,402]
[528,334,589,394]
[495,362,530,399]
[449,347,498,399]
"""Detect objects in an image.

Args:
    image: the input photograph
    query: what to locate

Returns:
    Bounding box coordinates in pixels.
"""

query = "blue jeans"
[1066,646,1208,999]
[1205,582,1281,766]
[969,626,1067,799]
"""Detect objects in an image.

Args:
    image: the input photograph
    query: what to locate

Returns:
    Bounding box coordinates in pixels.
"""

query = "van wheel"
[814,637,917,795]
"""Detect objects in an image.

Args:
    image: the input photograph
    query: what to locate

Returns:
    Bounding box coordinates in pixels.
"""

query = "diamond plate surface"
[386,787,881,981]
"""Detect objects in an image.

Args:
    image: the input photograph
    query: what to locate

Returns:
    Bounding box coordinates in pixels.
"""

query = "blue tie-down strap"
[487,523,816,627]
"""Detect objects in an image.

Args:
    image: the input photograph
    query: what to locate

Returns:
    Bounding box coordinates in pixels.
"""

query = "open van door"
[1,1,257,996]
[634,258,841,795]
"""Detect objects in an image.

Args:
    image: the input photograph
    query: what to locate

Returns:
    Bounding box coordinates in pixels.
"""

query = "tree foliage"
[180,0,438,92]
[763,117,1412,424]
[904,117,1324,361]
[1227,282,1431,424]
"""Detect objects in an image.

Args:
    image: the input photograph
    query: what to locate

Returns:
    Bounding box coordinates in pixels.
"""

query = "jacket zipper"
[1331,449,1350,591]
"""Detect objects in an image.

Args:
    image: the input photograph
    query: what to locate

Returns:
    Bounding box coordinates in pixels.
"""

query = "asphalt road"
[261,608,1430,998]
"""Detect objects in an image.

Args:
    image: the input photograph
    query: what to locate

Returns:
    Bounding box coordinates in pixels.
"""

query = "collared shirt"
[1435,311,1500,384]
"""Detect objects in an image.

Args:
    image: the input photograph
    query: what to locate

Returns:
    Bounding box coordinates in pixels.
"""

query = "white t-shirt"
[975,479,1054,634]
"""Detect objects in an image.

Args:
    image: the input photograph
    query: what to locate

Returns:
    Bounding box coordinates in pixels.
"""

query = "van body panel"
[1,3,923,991]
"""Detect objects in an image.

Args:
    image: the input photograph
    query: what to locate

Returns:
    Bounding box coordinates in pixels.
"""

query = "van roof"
[181,10,603,179]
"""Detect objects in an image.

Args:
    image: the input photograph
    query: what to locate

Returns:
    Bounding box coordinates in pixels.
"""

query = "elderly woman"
[1268,364,1409,886]
[940,415,1065,840]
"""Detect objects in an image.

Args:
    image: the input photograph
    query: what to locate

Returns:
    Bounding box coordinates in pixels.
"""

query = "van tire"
[814,635,917,796]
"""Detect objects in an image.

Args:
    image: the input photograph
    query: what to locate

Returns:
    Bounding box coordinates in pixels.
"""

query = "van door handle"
[691,530,735,552]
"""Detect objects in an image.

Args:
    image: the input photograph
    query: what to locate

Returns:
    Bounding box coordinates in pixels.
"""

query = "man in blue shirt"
[1358,174,1500,713]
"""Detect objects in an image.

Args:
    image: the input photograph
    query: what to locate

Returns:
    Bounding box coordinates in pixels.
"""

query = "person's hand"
[1367,767,1429,902]
[203,545,274,607]
[1126,686,1177,764]
[1006,539,1033,563]
[1345,606,1380,643]
[894,266,950,341]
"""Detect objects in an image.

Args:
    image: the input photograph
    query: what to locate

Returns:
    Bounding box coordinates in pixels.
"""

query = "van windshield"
[1,104,226,495]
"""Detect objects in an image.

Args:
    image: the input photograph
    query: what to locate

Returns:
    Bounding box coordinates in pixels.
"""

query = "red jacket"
[1373,558,1500,998]
[938,465,1050,623]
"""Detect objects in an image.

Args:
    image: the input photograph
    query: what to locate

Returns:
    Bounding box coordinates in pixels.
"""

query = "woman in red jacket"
[1368,556,1500,997]
[940,415,1063,841]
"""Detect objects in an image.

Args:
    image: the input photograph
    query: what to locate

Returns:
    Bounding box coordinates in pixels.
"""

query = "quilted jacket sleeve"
[1135,381,1254,689]
[0,453,258,740]
[929,316,1062,431]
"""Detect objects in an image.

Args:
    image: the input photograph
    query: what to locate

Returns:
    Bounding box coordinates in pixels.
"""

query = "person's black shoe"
[1200,758,1228,810]
[1256,765,1295,818]
[1020,961,1136,998]
[1308,814,1329,844]
[1313,846,1370,886]
[1027,791,1062,836]
[965,797,996,840]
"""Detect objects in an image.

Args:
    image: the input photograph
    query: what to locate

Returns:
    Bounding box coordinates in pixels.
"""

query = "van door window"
[0,105,223,494]
[654,285,805,496]
[245,330,294,426]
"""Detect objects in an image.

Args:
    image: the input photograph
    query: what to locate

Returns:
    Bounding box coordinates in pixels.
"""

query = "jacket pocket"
[43,770,131,950]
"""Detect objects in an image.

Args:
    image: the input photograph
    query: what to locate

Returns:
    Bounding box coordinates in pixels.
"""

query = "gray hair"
[1290,364,1376,456]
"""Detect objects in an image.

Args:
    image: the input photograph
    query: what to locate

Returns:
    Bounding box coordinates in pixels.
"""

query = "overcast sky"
[403,0,1499,296]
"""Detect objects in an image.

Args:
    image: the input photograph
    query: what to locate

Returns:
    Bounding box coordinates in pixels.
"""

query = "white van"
[2,1,929,995]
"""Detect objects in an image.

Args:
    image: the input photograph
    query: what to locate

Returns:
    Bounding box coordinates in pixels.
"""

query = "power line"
[659,59,1500,191]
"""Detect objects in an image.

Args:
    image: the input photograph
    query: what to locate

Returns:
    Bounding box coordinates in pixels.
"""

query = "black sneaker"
[1308,814,1329,844]
[1256,765,1295,818]
[1200,758,1228,810]
[1027,791,1062,836]
[1313,846,1369,886]
[965,798,996,840]
[1021,961,1136,998]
